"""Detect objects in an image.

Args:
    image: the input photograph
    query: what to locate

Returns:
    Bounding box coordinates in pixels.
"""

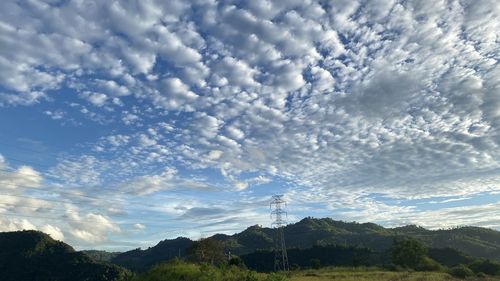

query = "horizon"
[0,0,499,252]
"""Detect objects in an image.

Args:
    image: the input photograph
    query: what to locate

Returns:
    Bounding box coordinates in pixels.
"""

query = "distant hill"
[82,250,121,262]
[215,218,500,259]
[0,230,131,281]
[110,217,500,271]
[111,237,192,272]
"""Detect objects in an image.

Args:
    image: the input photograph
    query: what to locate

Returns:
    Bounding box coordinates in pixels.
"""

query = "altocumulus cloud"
[0,0,499,249]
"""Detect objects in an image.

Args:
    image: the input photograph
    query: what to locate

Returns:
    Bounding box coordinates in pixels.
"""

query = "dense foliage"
[4,217,500,280]
[242,244,379,272]
[186,238,226,265]
[83,250,120,262]
[111,217,500,272]
[0,230,131,281]
[132,259,286,281]
[111,237,192,272]
[390,238,428,268]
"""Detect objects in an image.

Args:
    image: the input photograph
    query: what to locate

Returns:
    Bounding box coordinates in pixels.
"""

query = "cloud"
[66,204,120,243]
[119,168,177,195]
[0,217,37,232]
[48,155,102,187]
[0,165,42,189]
[0,0,499,245]
[44,110,65,120]
[133,223,145,230]
[40,224,64,241]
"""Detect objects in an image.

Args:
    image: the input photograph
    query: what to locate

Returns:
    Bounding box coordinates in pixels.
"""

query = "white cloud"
[119,168,177,195]
[0,0,499,240]
[0,165,42,189]
[122,112,140,125]
[66,205,120,243]
[133,223,146,230]
[138,134,157,147]
[44,110,65,120]
[0,217,37,232]
[80,92,108,107]
[40,224,64,241]
[48,155,102,187]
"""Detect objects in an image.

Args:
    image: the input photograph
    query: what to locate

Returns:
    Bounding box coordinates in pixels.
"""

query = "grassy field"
[289,268,500,281]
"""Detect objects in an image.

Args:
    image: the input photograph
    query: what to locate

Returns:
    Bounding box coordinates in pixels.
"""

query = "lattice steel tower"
[270,194,289,272]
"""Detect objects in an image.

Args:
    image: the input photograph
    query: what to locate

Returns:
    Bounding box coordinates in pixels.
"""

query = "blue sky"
[0,0,499,251]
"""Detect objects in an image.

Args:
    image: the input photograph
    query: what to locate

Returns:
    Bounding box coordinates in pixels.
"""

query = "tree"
[229,256,246,268]
[310,258,321,269]
[390,238,427,269]
[187,238,226,265]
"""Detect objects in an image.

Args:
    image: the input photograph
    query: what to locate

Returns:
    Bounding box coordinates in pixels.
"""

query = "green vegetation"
[111,217,500,271]
[131,261,500,281]
[83,250,121,263]
[241,244,378,272]
[0,230,132,281]
[111,237,192,272]
[132,258,285,281]
[186,238,227,265]
[289,268,477,281]
[3,218,500,281]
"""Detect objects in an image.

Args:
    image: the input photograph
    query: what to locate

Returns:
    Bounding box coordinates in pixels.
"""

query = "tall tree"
[187,238,226,265]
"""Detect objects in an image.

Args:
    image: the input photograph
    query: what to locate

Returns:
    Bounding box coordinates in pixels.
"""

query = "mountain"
[111,237,192,272]
[82,250,121,262]
[0,230,131,281]
[110,217,500,272]
[216,218,500,259]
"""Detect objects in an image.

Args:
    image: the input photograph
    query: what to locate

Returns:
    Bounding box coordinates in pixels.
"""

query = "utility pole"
[270,194,289,272]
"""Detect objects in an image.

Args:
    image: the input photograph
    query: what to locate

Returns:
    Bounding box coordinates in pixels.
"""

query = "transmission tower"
[270,195,289,272]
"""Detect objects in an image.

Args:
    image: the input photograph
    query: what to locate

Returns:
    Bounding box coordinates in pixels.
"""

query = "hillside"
[215,218,500,259]
[111,237,192,272]
[0,230,131,281]
[110,217,500,271]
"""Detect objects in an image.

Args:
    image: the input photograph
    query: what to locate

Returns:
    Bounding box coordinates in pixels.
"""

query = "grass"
[129,260,500,281]
[288,267,500,281]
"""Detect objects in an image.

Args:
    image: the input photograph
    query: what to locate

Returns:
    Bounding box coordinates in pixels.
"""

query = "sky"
[0,0,499,251]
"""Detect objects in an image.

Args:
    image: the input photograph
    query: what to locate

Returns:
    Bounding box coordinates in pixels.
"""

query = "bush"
[133,259,285,281]
[310,258,321,269]
[469,259,500,276]
[449,264,474,279]
[390,238,427,269]
[476,272,488,278]
[228,257,246,268]
[415,256,444,272]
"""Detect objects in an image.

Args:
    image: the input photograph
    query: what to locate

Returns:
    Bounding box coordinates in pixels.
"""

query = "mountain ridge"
[107,217,500,271]
[0,230,131,281]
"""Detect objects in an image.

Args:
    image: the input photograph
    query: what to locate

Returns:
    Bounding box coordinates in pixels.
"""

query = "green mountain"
[0,230,131,281]
[82,250,121,263]
[218,218,500,259]
[111,237,192,272]
[110,217,500,271]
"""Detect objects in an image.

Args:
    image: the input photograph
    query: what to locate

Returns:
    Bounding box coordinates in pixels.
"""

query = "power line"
[270,194,289,272]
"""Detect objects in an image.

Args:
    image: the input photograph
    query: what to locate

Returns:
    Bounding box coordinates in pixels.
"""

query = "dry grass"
[288,268,500,281]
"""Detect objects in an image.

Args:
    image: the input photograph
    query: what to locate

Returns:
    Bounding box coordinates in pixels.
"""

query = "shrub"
[449,264,474,279]
[390,238,427,269]
[415,256,444,272]
[310,258,321,269]
[228,256,246,268]
[469,259,500,276]
[133,259,284,281]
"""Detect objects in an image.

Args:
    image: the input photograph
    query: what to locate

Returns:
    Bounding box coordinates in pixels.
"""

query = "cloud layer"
[0,0,499,249]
